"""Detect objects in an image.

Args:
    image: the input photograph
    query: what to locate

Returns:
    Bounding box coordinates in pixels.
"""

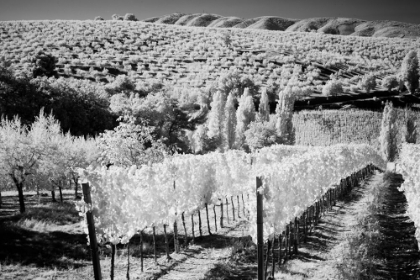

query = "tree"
[381,75,399,91]
[358,74,377,94]
[112,14,123,21]
[235,88,256,150]
[124,13,138,21]
[207,90,225,148]
[223,92,236,150]
[258,88,270,122]
[402,108,417,144]
[94,16,105,21]
[0,110,62,213]
[275,86,296,145]
[97,115,169,168]
[399,50,419,94]
[322,80,343,96]
[244,120,279,151]
[379,102,398,162]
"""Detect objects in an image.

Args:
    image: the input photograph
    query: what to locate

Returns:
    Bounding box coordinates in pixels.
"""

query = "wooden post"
[256,176,264,280]
[182,213,188,246]
[213,205,218,232]
[198,209,203,237]
[153,226,157,263]
[265,239,271,277]
[231,196,236,222]
[82,183,102,280]
[220,200,224,228]
[237,196,241,218]
[191,214,195,244]
[163,224,170,260]
[205,203,212,235]
[173,221,179,253]
[242,194,246,217]
[140,230,144,272]
[111,244,116,280]
[226,197,230,224]
[271,236,276,277]
[278,233,283,265]
[294,217,299,254]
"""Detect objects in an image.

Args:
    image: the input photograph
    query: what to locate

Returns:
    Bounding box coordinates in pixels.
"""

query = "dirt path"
[375,173,420,279]
[140,219,251,280]
[274,172,420,280]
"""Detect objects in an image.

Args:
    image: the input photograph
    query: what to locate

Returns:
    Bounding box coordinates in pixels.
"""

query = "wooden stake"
[226,197,230,224]
[126,243,130,280]
[140,231,144,272]
[205,203,212,235]
[256,177,264,280]
[220,200,224,228]
[213,205,218,232]
[198,209,203,237]
[191,214,195,244]
[153,226,157,263]
[163,225,170,260]
[265,239,271,277]
[182,213,188,246]
[82,183,102,280]
[111,244,116,280]
[231,196,236,222]
[237,196,241,218]
[173,221,179,253]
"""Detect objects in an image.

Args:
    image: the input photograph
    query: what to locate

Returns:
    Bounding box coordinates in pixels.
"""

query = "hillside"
[1,20,419,99]
[143,13,420,39]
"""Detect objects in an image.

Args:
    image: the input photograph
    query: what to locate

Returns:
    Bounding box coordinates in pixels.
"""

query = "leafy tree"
[223,92,236,150]
[275,85,296,145]
[31,51,58,78]
[112,14,123,21]
[258,88,270,122]
[207,90,225,148]
[0,110,61,213]
[235,88,256,150]
[97,115,169,167]
[124,13,138,21]
[402,108,417,144]
[399,50,419,94]
[244,119,278,151]
[322,80,343,96]
[358,74,377,93]
[379,102,398,162]
[381,75,399,91]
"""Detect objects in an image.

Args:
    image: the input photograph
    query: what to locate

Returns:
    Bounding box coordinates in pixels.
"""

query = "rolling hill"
[143,13,420,39]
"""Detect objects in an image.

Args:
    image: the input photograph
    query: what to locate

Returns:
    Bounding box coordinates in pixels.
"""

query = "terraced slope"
[1,20,418,98]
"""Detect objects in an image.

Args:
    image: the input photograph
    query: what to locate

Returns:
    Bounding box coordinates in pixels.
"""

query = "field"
[1,17,420,280]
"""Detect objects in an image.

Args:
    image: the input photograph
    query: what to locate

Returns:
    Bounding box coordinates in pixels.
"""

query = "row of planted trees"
[0,110,97,212]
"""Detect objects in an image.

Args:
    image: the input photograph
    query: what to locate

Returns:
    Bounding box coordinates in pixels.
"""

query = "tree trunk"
[0,189,2,208]
[11,175,25,213]
[59,183,63,203]
[51,190,56,202]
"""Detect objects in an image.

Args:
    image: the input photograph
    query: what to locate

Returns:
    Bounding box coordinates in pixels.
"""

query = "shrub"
[322,80,344,96]
[381,75,399,91]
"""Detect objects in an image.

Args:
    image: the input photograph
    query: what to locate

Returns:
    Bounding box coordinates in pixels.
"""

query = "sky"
[1,0,420,24]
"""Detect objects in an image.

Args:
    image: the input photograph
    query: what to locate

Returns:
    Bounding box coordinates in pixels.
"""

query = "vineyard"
[1,16,420,280]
